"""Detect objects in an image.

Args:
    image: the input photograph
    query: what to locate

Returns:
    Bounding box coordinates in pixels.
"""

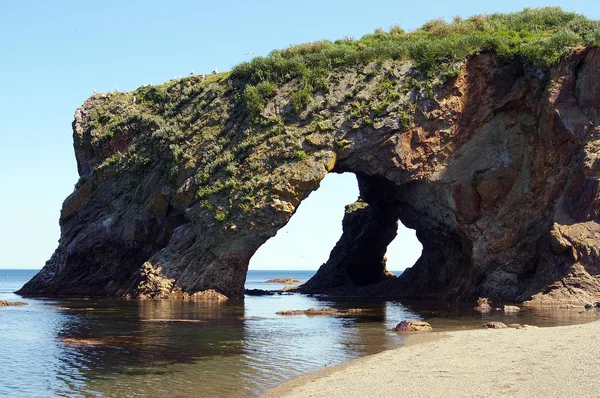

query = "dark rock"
[244,289,275,296]
[392,320,432,332]
[595,301,600,308]
[584,302,593,309]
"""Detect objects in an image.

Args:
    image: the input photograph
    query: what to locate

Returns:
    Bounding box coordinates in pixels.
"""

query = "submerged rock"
[392,320,432,332]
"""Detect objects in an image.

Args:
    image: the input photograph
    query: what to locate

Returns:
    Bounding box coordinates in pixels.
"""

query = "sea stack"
[18,9,600,305]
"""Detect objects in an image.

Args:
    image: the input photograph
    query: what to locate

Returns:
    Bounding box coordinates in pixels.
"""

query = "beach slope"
[264,320,600,397]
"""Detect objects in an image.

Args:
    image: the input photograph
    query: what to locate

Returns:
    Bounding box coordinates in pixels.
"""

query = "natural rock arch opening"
[248,173,360,271]
[247,173,422,278]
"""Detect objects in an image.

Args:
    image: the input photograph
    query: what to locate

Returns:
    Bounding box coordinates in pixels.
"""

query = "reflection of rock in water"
[54,299,246,396]
[239,297,405,394]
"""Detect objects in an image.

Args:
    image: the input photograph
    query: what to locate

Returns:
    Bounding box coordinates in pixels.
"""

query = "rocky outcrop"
[392,320,432,332]
[16,42,600,305]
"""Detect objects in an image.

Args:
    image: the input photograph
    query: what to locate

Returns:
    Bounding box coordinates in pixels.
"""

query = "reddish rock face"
[17,49,600,305]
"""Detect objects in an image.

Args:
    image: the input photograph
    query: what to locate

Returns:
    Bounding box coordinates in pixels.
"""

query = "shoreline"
[263,318,600,397]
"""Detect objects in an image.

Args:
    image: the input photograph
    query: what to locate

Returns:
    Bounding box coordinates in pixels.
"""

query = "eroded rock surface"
[18,48,600,305]
[392,320,433,332]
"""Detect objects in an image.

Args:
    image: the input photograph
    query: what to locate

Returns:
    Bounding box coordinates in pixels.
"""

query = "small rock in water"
[0,300,28,307]
[473,304,492,313]
[594,301,600,308]
[276,306,367,317]
[277,307,339,316]
[474,297,492,313]
[266,278,302,284]
[482,321,508,329]
[507,323,522,328]
[392,320,432,332]
[584,302,593,309]
[503,305,521,313]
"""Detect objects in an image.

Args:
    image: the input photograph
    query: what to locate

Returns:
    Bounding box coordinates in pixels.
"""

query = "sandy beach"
[264,319,600,398]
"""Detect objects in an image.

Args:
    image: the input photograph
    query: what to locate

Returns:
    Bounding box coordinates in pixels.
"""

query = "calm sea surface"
[1,269,598,397]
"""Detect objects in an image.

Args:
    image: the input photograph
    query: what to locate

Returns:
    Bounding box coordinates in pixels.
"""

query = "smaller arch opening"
[385,223,422,275]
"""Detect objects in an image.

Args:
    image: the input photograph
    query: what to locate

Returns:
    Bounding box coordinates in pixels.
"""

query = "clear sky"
[1,1,598,270]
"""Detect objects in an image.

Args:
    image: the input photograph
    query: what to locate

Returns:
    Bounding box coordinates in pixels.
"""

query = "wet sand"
[264,319,600,397]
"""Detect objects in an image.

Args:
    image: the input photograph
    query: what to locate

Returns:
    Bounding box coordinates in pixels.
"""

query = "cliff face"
[18,47,600,304]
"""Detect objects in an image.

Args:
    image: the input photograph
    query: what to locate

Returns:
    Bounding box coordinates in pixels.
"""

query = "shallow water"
[1,269,598,397]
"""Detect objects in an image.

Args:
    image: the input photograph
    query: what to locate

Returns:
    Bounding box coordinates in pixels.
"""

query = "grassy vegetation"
[232,8,600,114]
[294,150,307,161]
[235,8,599,82]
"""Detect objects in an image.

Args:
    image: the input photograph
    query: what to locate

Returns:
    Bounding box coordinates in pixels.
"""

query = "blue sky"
[1,1,598,270]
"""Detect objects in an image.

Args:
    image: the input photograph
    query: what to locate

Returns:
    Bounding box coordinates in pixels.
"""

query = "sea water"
[0,269,597,397]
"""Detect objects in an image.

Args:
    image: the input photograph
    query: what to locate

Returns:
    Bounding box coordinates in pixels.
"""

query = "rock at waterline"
[474,297,492,313]
[266,278,302,284]
[277,307,339,316]
[276,307,367,316]
[482,321,508,329]
[474,304,492,313]
[245,289,275,296]
[0,300,28,306]
[392,320,432,332]
[503,305,521,313]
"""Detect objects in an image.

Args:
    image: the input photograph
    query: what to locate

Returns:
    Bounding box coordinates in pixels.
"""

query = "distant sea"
[1,269,595,397]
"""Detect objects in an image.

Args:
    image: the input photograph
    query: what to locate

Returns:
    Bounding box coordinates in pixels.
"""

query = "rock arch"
[19,50,600,305]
